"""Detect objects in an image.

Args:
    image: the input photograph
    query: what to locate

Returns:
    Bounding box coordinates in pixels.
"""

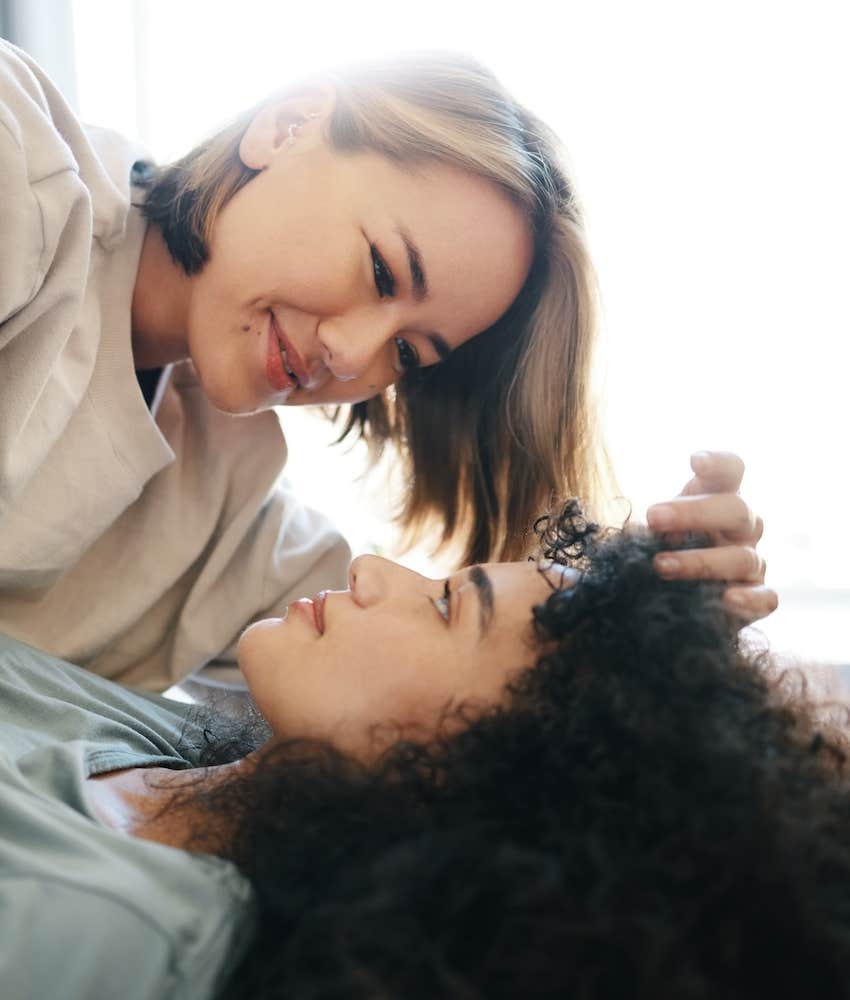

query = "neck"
[87,755,258,854]
[131,223,193,370]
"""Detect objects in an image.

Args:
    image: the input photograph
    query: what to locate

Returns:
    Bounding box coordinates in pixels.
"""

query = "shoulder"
[0,41,87,326]
[0,876,181,999]
[0,39,49,117]
[0,863,251,1000]
[0,40,78,179]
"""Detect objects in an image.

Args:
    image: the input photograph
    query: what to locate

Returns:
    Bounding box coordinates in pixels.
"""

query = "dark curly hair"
[188,502,850,999]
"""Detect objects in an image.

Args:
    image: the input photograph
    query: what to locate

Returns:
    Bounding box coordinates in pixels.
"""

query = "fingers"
[648,452,773,628]
[654,545,766,585]
[647,493,759,543]
[653,547,777,626]
[723,585,779,626]
[679,451,745,497]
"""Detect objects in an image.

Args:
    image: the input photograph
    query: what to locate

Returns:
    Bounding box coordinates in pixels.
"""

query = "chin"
[236,620,276,686]
[210,394,268,416]
[238,617,283,652]
[194,364,267,415]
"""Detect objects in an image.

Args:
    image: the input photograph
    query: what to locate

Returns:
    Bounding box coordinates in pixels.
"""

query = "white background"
[68,0,850,663]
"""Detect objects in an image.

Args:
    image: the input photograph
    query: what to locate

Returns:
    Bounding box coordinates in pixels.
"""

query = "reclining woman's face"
[238,555,567,755]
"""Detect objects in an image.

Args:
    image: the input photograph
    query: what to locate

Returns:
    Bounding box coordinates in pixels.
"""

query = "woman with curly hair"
[0,39,769,690]
[1,474,834,1000]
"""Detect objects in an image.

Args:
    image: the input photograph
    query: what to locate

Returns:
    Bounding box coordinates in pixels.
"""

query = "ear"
[238,85,336,169]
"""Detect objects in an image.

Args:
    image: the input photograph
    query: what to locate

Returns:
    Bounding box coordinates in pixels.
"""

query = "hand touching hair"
[197,503,850,1000]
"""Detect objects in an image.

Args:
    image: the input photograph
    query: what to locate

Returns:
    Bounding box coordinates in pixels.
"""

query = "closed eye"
[431,579,451,623]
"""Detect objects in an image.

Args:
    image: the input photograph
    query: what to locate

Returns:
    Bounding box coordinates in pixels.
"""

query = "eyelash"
[394,336,420,372]
[432,579,451,622]
[370,244,395,298]
[370,243,420,373]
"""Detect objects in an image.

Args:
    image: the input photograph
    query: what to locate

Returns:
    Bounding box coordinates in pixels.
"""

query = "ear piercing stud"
[285,112,320,147]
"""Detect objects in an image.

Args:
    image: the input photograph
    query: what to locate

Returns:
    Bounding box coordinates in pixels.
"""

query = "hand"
[645,451,778,625]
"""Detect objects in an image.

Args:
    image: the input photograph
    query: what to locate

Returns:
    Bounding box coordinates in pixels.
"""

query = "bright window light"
[72,0,850,664]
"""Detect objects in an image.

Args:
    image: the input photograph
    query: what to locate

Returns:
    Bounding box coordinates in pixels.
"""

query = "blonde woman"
[0,40,772,691]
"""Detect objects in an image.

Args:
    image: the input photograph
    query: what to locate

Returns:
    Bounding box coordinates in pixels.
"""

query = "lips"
[269,312,310,388]
[287,594,326,635]
[313,591,327,634]
[267,323,297,393]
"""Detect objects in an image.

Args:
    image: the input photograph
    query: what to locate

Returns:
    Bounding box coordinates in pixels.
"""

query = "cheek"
[206,183,296,291]
[212,172,350,302]
[481,629,537,691]
[240,614,511,741]
[332,630,466,727]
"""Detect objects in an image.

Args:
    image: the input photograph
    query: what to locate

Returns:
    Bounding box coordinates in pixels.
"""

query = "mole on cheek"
[242,324,251,333]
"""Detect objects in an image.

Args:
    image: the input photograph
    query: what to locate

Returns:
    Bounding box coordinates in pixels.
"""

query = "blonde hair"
[141,52,613,565]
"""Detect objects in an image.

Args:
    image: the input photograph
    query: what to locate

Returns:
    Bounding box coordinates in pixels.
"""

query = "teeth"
[279,345,298,383]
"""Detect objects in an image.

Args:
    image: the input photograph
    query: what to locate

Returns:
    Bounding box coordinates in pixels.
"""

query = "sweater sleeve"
[0,99,44,330]
[0,41,95,509]
[172,477,353,682]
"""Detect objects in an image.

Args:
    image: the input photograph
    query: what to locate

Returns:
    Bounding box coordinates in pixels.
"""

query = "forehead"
[480,560,555,622]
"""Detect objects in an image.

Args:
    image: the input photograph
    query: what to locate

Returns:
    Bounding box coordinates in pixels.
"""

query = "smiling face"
[237,556,570,756]
[183,102,534,413]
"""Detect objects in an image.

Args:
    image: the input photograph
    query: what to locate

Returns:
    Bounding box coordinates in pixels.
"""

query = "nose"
[348,554,432,608]
[317,310,396,382]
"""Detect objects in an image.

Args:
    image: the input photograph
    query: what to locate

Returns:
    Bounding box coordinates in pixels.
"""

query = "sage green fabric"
[0,633,255,1000]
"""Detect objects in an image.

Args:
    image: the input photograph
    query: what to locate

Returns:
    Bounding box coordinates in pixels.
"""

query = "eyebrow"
[468,565,495,637]
[395,225,453,364]
[396,225,428,301]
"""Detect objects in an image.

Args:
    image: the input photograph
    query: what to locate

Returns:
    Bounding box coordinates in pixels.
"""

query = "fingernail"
[691,451,711,472]
[543,565,581,588]
[647,505,676,531]
[558,566,582,586]
[655,555,680,576]
[726,592,748,611]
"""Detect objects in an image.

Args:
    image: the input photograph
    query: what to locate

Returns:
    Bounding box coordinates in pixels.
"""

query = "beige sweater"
[0,41,350,691]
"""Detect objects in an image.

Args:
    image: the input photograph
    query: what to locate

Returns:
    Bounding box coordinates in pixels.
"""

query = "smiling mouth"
[269,311,312,389]
[280,345,298,384]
